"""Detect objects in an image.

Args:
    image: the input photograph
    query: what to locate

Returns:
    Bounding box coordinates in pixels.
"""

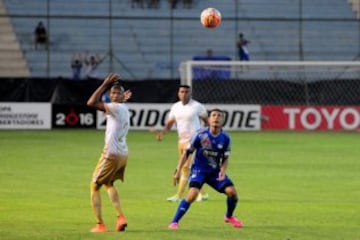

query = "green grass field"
[0,130,359,240]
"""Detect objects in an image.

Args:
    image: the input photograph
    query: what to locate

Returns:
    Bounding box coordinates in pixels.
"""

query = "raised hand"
[103,73,120,86]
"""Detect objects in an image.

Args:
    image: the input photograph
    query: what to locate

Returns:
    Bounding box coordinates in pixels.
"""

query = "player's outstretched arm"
[87,73,120,111]
[156,118,176,141]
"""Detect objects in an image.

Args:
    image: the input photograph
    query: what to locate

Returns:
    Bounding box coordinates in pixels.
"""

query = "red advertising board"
[261,105,360,131]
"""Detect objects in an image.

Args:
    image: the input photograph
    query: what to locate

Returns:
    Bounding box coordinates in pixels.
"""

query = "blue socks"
[171,199,190,223]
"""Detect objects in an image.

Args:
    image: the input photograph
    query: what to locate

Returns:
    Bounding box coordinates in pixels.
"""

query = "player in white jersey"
[157,85,209,202]
[87,73,131,233]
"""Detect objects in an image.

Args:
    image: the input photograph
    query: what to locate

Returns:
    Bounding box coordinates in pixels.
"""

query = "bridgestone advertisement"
[0,103,51,129]
[97,103,261,131]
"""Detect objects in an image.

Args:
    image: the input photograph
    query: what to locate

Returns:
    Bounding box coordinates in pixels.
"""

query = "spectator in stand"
[183,0,193,8]
[236,32,250,61]
[131,0,144,8]
[71,53,83,80]
[169,0,179,9]
[84,52,106,80]
[148,0,160,8]
[34,21,48,50]
[205,48,213,59]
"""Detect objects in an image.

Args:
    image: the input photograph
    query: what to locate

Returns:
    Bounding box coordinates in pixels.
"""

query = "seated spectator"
[183,0,193,8]
[71,53,83,80]
[205,48,213,59]
[169,0,179,9]
[192,49,231,80]
[148,0,160,8]
[34,21,48,50]
[131,0,144,8]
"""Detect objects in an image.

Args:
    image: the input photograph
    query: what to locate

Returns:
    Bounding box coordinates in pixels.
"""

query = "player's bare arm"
[218,156,229,181]
[200,115,209,126]
[156,118,176,141]
[172,150,190,186]
[87,73,120,111]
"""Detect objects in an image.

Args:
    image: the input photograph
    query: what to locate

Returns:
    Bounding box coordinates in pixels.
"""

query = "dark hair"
[111,82,124,92]
[208,108,223,116]
[178,84,191,89]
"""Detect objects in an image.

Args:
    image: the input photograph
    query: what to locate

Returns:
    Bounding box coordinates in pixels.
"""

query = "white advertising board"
[0,103,51,129]
[97,103,261,131]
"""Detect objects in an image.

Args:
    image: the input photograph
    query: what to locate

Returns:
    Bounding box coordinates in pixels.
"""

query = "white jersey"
[85,63,100,79]
[103,102,130,156]
[168,99,207,143]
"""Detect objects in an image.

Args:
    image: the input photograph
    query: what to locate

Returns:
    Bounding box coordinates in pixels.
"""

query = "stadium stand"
[349,0,360,18]
[1,0,358,79]
[0,0,29,77]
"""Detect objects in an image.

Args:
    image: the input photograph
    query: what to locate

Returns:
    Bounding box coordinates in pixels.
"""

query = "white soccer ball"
[200,7,222,29]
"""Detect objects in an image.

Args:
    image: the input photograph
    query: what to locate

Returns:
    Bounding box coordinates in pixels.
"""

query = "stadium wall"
[2,77,360,105]
[0,78,180,103]
[0,78,359,131]
[1,102,359,131]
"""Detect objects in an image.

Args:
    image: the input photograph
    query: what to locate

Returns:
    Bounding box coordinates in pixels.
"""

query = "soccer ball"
[200,7,221,28]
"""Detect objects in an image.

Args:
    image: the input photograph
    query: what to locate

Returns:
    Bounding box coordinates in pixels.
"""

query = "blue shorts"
[238,50,250,61]
[188,168,234,193]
